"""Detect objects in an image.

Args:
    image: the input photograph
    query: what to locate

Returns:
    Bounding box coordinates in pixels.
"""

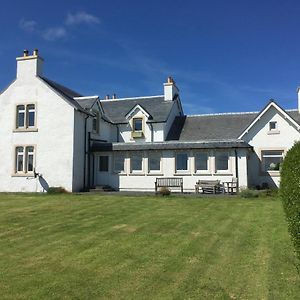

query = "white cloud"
[65,11,100,26]
[42,27,67,41]
[19,19,37,33]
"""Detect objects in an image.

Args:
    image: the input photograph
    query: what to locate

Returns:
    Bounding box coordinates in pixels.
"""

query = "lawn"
[0,193,299,299]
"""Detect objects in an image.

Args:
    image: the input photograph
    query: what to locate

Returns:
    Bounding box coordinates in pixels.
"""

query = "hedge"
[280,141,300,266]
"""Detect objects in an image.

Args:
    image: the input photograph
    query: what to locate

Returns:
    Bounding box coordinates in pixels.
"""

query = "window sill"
[267,130,280,135]
[194,172,212,176]
[129,172,145,176]
[131,131,144,138]
[11,173,35,178]
[261,171,280,177]
[147,172,163,176]
[174,172,190,176]
[113,171,127,175]
[214,172,233,176]
[13,128,38,133]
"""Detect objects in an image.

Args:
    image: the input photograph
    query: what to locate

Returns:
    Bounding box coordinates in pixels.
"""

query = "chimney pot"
[23,49,29,57]
[33,49,38,56]
[167,76,174,84]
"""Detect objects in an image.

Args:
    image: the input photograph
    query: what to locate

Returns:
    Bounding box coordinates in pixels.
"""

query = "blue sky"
[1,0,300,114]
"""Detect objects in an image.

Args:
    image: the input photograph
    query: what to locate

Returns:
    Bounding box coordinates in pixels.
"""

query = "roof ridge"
[187,111,259,117]
[100,95,164,102]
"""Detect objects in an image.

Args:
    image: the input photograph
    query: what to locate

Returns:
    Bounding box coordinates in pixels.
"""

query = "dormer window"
[133,118,143,131]
[132,117,144,138]
[16,104,36,129]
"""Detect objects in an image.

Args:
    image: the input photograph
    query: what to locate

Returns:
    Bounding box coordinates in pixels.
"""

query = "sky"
[1,0,300,115]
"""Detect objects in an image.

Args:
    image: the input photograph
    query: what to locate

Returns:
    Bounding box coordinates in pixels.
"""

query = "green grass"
[0,193,299,299]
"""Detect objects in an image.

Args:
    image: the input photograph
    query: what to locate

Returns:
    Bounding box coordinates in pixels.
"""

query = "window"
[92,112,99,133]
[15,146,35,174]
[195,152,208,171]
[269,121,278,131]
[114,154,125,173]
[99,156,109,172]
[16,105,25,128]
[216,152,229,171]
[176,153,188,171]
[133,118,143,131]
[261,150,284,172]
[16,104,36,129]
[27,105,35,127]
[148,153,161,172]
[131,154,143,172]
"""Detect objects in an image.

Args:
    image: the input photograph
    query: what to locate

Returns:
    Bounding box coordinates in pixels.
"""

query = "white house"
[0,49,299,192]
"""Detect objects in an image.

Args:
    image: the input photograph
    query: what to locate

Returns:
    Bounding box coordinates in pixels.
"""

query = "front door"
[96,155,110,186]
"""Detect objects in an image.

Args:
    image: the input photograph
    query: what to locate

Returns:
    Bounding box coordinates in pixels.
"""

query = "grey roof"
[75,98,98,110]
[167,110,300,141]
[90,140,251,152]
[100,96,174,124]
[166,113,257,141]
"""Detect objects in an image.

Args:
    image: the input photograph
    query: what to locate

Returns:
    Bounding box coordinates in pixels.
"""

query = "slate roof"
[100,96,175,124]
[166,110,300,141]
[90,140,251,152]
[75,98,98,110]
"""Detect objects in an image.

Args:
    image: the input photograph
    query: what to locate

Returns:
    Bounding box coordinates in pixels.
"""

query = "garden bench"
[155,177,183,193]
[195,180,223,194]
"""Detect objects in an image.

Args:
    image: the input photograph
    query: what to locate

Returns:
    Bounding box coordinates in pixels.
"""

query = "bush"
[280,141,300,265]
[158,187,171,196]
[240,188,259,198]
[47,187,69,194]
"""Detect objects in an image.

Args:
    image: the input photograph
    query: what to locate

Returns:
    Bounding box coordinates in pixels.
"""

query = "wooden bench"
[195,180,223,194]
[155,177,183,193]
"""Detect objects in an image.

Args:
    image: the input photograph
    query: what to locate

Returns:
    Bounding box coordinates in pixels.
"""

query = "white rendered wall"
[94,149,248,192]
[243,106,300,188]
[0,76,76,192]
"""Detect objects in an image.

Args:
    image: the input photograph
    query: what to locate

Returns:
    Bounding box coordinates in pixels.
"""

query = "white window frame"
[132,117,143,132]
[215,151,231,174]
[194,151,209,173]
[175,152,189,173]
[148,152,162,174]
[14,145,35,175]
[261,149,284,174]
[15,103,36,130]
[130,152,144,174]
[113,153,126,174]
[268,121,280,134]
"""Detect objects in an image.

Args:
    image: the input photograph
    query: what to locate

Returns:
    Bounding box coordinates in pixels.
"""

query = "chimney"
[16,48,43,79]
[164,76,179,101]
[112,93,117,99]
[105,95,110,100]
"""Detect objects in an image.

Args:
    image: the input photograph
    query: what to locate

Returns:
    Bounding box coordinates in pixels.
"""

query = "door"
[96,155,110,186]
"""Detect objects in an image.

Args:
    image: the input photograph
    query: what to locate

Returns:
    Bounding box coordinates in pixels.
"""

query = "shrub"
[158,187,171,196]
[240,188,259,198]
[47,187,69,194]
[280,141,300,265]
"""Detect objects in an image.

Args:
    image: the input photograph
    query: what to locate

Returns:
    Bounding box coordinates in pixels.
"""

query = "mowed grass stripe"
[0,194,299,299]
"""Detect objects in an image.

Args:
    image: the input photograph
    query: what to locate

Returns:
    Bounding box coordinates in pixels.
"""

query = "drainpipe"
[87,132,91,188]
[149,123,154,142]
[116,125,120,142]
[83,114,89,190]
[234,149,239,190]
